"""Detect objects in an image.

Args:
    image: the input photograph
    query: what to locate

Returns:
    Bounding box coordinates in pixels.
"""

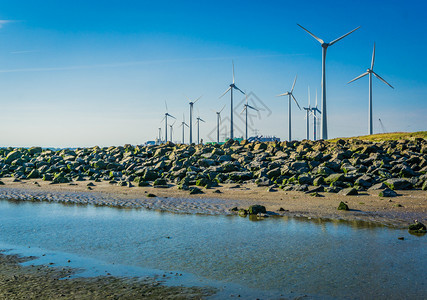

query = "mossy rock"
[337,201,349,211]
[238,209,248,217]
[248,205,266,215]
[325,173,345,184]
[153,178,167,186]
[146,193,157,198]
[189,187,204,195]
[42,174,53,181]
[313,176,325,186]
[137,181,150,187]
[378,188,397,197]
[339,187,358,196]
[408,221,426,233]
[27,169,40,179]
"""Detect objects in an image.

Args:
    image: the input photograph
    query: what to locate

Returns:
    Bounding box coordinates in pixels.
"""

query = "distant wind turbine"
[277,75,301,141]
[347,43,394,135]
[219,61,245,139]
[241,93,258,140]
[161,101,175,143]
[195,116,205,144]
[188,95,202,144]
[158,127,162,145]
[169,121,176,143]
[312,89,321,141]
[214,105,226,144]
[179,114,189,144]
[298,23,360,140]
[303,86,312,140]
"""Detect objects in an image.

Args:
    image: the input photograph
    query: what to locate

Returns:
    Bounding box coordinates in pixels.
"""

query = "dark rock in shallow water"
[248,205,266,215]
[238,209,248,217]
[378,188,397,197]
[408,221,426,233]
[337,201,349,211]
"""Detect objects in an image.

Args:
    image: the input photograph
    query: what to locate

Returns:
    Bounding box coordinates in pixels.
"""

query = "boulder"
[248,205,267,215]
[337,201,349,210]
[339,187,358,196]
[384,178,413,190]
[378,188,397,197]
[325,173,345,184]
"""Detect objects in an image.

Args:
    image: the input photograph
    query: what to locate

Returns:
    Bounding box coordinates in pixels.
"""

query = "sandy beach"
[0,178,425,228]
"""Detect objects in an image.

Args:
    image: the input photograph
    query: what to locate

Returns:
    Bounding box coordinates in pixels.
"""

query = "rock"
[0,180,4,185]
[325,173,345,184]
[153,178,168,188]
[378,188,397,197]
[313,176,325,186]
[368,182,387,191]
[238,209,248,217]
[339,187,358,196]
[189,187,204,195]
[146,193,157,198]
[27,169,40,179]
[248,205,266,215]
[337,201,349,210]
[310,192,323,197]
[408,221,426,233]
[384,178,413,190]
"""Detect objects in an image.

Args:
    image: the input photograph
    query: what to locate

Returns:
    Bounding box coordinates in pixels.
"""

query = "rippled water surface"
[0,200,425,299]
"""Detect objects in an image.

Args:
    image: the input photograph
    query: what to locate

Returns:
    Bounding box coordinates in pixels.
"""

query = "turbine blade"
[200,118,205,123]
[291,94,302,110]
[347,72,369,84]
[219,104,226,113]
[297,24,324,44]
[247,104,258,111]
[308,85,310,107]
[219,86,232,98]
[194,95,202,104]
[291,75,297,93]
[169,114,176,119]
[232,60,235,84]
[373,71,394,89]
[184,122,189,127]
[371,42,376,70]
[233,85,245,95]
[240,107,246,114]
[277,92,290,97]
[329,26,361,46]
[165,100,168,112]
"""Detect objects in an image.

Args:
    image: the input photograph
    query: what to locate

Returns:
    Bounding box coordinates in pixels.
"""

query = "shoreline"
[0,178,425,228]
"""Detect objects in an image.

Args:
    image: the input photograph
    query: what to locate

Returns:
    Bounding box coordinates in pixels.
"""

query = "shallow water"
[0,200,425,299]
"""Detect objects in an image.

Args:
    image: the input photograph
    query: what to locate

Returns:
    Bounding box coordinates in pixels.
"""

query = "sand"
[0,178,425,228]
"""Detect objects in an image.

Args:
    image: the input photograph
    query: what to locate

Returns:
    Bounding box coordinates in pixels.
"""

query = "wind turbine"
[195,116,205,144]
[214,105,226,144]
[347,43,394,135]
[303,86,312,140]
[241,93,258,140]
[179,114,189,144]
[277,75,301,141]
[169,121,176,143]
[158,127,162,145]
[188,95,202,144]
[219,61,245,139]
[297,24,360,140]
[312,89,321,141]
[161,102,175,143]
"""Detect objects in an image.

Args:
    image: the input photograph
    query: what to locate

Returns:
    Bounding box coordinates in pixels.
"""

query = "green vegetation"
[330,131,427,142]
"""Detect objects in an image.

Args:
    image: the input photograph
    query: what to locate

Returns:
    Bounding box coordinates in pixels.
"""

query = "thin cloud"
[0,20,12,28]
[0,53,304,74]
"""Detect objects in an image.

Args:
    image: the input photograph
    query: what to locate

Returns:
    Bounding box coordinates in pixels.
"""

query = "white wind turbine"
[179,114,189,144]
[214,105,226,144]
[188,95,202,144]
[241,93,258,140]
[195,115,205,144]
[303,86,312,140]
[347,43,394,135]
[277,75,301,141]
[312,89,321,141]
[169,121,176,143]
[219,61,245,140]
[161,101,176,143]
[298,24,360,140]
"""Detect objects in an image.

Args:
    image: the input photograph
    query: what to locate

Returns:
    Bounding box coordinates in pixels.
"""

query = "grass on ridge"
[329,131,427,142]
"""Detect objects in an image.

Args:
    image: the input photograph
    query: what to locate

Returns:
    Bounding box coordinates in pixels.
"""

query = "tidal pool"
[0,199,425,299]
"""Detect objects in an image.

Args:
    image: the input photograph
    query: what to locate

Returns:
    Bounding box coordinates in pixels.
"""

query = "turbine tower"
[161,102,175,143]
[219,61,245,139]
[277,75,301,141]
[347,43,394,135]
[214,105,226,144]
[179,114,189,144]
[188,95,202,144]
[241,94,258,140]
[303,86,312,140]
[298,24,360,140]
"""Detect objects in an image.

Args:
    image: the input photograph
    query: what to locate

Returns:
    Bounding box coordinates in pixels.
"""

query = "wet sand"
[0,178,426,228]
[0,252,214,299]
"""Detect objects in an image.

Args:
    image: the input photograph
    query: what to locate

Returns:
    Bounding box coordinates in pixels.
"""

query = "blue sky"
[0,0,426,147]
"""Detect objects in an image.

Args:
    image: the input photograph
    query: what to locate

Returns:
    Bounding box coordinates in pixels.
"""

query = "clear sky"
[0,0,426,147]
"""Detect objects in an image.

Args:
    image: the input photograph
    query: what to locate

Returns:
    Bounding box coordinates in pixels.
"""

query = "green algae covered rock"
[248,205,266,215]
[337,201,349,211]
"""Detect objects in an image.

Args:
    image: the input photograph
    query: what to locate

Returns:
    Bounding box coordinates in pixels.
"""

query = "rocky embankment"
[1,138,427,197]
